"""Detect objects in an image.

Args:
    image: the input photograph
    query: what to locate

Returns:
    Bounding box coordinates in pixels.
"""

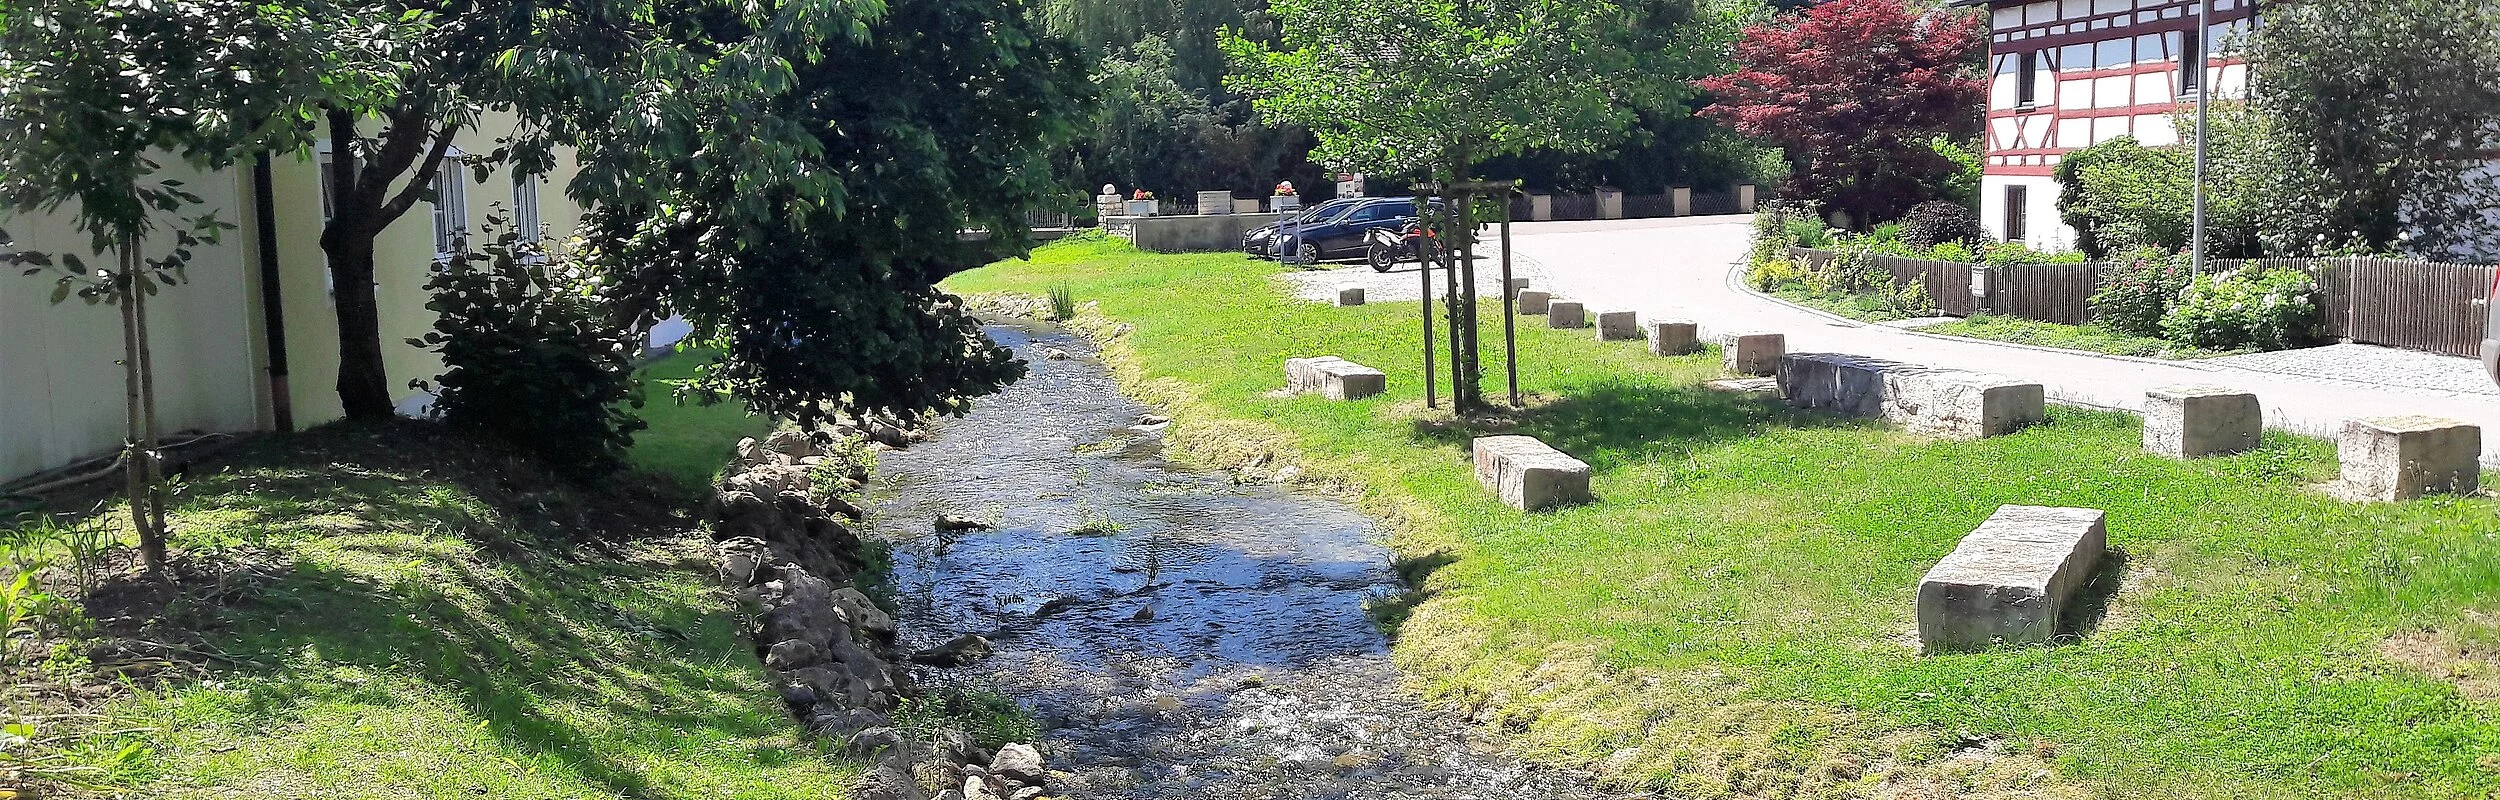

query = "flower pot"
[1124,199,1159,217]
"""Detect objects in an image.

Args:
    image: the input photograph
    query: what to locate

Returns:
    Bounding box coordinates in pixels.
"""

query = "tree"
[592,0,1090,430]
[2244,0,2500,259]
[312,0,879,419]
[1070,36,1324,201]
[2052,129,2262,259]
[0,0,378,571]
[1223,0,1724,410]
[1698,0,1987,229]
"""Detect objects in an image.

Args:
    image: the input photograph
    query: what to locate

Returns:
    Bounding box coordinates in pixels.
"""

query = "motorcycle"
[1364,221,1445,273]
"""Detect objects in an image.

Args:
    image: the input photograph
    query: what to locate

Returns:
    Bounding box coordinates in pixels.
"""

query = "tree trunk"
[325,229,395,419]
[133,262,169,550]
[116,248,165,574]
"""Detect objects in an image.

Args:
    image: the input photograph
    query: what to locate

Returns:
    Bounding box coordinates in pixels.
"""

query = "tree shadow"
[1406,374,1873,476]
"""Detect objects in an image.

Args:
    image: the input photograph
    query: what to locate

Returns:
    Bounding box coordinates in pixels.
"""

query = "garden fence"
[1787,248,2498,357]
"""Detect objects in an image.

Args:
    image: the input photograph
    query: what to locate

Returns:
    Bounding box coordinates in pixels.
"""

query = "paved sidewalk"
[1501,216,2500,466]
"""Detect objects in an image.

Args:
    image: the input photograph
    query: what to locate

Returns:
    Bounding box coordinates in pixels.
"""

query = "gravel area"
[2206,343,2497,397]
[1278,246,1552,305]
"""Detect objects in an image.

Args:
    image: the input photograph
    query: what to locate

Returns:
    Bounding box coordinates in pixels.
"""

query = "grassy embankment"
[1915,315,2238,360]
[27,353,846,799]
[948,233,2500,799]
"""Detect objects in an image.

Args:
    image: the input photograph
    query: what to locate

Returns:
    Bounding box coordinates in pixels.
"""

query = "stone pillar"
[1918,505,2107,653]
[1517,290,1552,315]
[1529,194,1553,222]
[1233,199,1262,214]
[1596,188,1624,220]
[1722,332,1785,376]
[1198,190,1235,215]
[1737,184,1757,213]
[1649,320,1700,356]
[2337,416,2482,500]
[1595,311,1639,341]
[1547,301,1588,329]
[1335,285,1365,307]
[1671,186,1692,217]
[1095,193,1124,219]
[2143,385,2262,458]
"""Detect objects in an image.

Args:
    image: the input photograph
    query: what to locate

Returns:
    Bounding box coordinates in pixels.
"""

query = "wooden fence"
[1786,249,2498,357]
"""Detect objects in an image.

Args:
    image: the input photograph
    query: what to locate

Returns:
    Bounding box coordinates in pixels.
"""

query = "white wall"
[1979,174,2078,252]
[1,163,267,481]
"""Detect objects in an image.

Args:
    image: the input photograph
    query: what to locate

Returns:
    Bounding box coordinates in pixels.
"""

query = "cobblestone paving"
[2208,343,2497,398]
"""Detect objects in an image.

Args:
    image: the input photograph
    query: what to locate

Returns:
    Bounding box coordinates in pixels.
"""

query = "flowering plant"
[1274,181,1297,196]
[1131,189,1155,201]
[2160,267,2319,350]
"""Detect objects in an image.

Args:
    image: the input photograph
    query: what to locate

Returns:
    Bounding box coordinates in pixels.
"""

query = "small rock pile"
[712,429,1052,800]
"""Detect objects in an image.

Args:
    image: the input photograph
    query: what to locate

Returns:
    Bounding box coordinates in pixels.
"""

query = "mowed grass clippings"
[946,234,2500,800]
[63,420,858,799]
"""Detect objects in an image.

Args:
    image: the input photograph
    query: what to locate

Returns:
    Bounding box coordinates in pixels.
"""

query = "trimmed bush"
[2160,267,2321,351]
[1900,201,1990,250]
[2087,247,2192,336]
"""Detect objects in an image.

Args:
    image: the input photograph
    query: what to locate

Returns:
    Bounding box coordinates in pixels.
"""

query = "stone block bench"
[1776,353,2044,439]
[1918,505,2107,653]
[1721,332,1784,376]
[1649,320,1699,356]
[1547,301,1588,329]
[1470,435,1592,511]
[1335,284,1365,307]
[1517,290,1551,315]
[1595,311,1639,341]
[2143,385,2260,458]
[2337,416,2481,500]
[1284,356,1388,401]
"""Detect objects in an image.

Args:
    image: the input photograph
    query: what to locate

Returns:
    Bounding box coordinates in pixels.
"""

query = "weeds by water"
[1067,512,1126,537]
[1047,283,1077,322]
[894,679,1042,750]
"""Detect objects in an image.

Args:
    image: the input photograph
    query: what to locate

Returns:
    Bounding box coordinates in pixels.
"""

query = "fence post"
[1738,184,1757,213]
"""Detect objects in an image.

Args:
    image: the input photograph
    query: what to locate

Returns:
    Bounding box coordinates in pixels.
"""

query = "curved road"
[1502,216,2500,466]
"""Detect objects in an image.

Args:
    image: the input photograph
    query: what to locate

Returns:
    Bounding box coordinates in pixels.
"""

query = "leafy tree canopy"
[1698,0,1986,228]
[1221,0,1728,180]
[595,0,1091,430]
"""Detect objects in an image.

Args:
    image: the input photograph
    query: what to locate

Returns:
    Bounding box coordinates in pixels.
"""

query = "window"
[2004,185,2029,243]
[2016,50,2039,107]
[430,159,468,258]
[2179,24,2203,95]
[512,172,543,242]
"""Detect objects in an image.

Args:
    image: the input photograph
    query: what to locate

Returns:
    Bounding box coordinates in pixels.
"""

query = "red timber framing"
[1964,0,2259,178]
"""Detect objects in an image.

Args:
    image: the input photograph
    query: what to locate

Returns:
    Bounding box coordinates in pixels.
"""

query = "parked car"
[1267,198,1440,265]
[1242,198,1363,259]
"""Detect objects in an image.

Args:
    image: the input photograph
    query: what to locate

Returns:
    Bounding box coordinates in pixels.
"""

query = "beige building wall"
[2,111,588,483]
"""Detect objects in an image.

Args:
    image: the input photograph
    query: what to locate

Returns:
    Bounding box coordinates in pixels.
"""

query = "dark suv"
[1243,199,1361,260]
[1260,198,1435,264]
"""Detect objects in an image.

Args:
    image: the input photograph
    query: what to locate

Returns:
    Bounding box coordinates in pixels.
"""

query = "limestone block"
[1197,190,1236,215]
[1918,505,2107,653]
[1507,278,1532,298]
[1335,284,1366,307]
[1547,301,1588,329]
[1470,435,1593,512]
[1595,311,1640,341]
[1517,290,1551,315]
[1284,356,1388,401]
[2143,385,2262,458]
[1721,332,1785,376]
[1776,353,2045,439]
[2337,416,2481,500]
[1649,320,1700,356]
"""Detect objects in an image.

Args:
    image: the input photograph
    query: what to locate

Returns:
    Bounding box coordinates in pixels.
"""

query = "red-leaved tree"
[1698,0,1987,228]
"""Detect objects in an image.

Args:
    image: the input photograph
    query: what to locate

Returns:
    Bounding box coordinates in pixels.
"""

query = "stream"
[868,324,1603,799]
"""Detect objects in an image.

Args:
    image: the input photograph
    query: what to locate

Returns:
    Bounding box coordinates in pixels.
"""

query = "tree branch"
[378,124,463,224]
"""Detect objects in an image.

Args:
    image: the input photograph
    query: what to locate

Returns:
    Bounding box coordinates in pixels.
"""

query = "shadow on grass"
[2057,546,2132,642]
[103,421,793,799]
[1406,374,1874,474]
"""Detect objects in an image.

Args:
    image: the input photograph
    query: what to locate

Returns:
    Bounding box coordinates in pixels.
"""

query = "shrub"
[2087,247,2193,336]
[1900,200,1990,250]
[411,220,647,478]
[1750,199,1811,267]
[1785,215,1836,250]
[1981,241,2088,267]
[1925,240,1977,262]
[1749,258,1807,292]
[2160,267,2321,351]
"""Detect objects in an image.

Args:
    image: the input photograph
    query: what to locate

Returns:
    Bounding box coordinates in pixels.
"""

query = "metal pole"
[1499,185,1520,407]
[1442,194,1464,412]
[2191,0,2211,275]
[1419,194,1437,409]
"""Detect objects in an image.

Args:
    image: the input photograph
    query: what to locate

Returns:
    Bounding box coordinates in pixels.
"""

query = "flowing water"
[869,324,1604,800]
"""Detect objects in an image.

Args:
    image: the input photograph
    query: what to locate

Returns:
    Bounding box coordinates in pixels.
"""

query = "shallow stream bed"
[868,324,1605,800]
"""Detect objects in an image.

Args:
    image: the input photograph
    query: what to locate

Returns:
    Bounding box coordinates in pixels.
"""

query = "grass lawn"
[50,417,851,798]
[630,349,774,495]
[1918,314,2237,360]
[947,234,2500,799]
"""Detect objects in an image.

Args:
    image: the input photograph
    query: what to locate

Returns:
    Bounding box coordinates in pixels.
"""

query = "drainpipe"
[252,153,294,432]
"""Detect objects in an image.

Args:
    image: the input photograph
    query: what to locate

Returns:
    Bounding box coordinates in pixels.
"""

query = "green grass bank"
[947,234,2500,800]
[27,355,856,799]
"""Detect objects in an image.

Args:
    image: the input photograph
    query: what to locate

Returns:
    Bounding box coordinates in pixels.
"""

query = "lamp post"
[2191,0,2212,274]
